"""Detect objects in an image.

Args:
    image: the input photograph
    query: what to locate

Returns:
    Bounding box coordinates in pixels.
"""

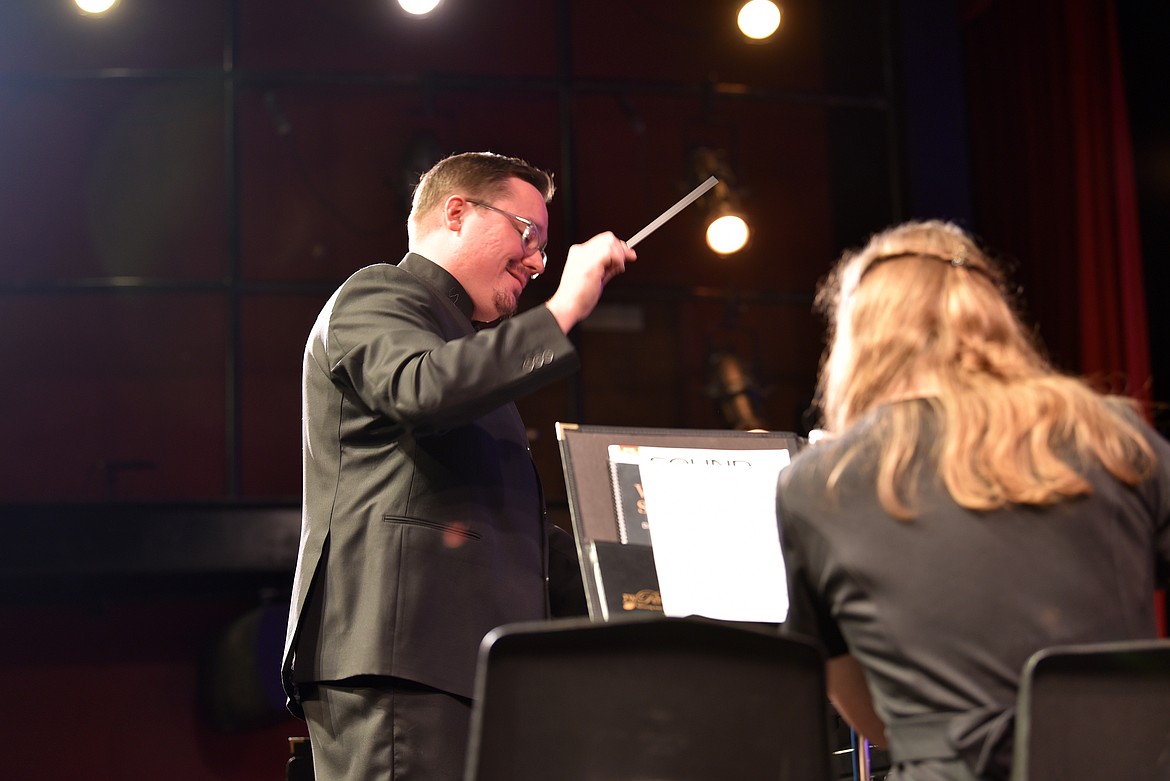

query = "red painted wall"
[0,589,306,780]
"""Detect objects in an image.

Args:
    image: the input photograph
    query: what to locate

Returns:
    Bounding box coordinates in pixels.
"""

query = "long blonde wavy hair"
[816,220,1153,519]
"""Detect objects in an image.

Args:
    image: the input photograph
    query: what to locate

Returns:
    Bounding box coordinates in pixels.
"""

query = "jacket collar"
[398,252,475,322]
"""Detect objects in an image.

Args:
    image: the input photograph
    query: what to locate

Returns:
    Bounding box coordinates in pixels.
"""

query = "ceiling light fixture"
[691,147,751,256]
[398,0,442,16]
[75,0,119,15]
[737,0,782,42]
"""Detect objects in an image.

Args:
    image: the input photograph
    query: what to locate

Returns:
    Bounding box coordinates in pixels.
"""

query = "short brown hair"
[408,152,555,241]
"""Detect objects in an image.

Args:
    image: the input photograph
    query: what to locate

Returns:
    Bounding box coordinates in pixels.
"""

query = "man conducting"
[282,151,637,780]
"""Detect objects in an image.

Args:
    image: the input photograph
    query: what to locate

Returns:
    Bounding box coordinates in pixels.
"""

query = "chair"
[1010,638,1170,781]
[463,615,832,781]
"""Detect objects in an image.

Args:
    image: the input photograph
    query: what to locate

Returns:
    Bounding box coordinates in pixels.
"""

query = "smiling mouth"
[507,265,528,289]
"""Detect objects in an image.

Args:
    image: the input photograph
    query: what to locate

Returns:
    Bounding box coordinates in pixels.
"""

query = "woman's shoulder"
[788,403,908,469]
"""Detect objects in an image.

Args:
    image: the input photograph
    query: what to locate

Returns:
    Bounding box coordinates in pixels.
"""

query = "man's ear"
[442,194,467,232]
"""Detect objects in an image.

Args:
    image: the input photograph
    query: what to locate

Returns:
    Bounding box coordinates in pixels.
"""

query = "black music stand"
[554,422,803,622]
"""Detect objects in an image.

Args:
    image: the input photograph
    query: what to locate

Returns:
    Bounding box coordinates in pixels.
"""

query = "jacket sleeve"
[777,466,849,658]
[317,265,579,437]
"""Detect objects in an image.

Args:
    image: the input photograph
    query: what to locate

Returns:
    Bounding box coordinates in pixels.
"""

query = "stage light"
[75,0,118,14]
[690,147,751,255]
[398,0,442,16]
[737,0,782,41]
[706,211,750,255]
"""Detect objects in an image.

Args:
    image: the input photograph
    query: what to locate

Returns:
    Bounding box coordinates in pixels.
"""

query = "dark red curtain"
[1067,1,1151,402]
[961,0,1160,633]
[961,0,1149,400]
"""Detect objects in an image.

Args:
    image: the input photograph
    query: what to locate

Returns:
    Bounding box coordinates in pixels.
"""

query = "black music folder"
[588,540,661,619]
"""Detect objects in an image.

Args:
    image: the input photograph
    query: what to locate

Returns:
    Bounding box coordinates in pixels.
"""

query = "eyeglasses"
[467,199,548,275]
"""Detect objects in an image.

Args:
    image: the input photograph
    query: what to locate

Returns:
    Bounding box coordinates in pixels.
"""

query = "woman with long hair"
[777,220,1170,781]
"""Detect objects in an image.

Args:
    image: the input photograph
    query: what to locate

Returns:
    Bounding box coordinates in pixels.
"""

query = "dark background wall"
[0,1,1164,778]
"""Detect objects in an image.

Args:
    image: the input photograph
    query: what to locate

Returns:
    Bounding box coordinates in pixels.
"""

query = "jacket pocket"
[381,515,482,541]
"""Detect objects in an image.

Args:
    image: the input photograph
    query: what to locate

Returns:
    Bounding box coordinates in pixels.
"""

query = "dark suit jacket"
[282,253,579,716]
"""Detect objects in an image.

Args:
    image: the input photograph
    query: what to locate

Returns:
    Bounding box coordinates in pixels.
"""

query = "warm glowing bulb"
[398,0,441,15]
[706,214,750,255]
[75,0,118,14]
[737,0,782,41]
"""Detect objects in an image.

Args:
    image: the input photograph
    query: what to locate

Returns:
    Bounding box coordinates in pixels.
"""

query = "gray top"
[778,399,1170,780]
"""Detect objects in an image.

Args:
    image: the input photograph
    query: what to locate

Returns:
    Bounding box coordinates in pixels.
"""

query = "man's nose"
[520,249,545,277]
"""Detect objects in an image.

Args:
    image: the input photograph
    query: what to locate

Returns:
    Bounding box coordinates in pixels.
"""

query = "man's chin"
[493,290,519,320]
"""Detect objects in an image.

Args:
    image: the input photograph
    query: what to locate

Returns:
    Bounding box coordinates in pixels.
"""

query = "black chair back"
[1011,638,1170,781]
[464,615,832,781]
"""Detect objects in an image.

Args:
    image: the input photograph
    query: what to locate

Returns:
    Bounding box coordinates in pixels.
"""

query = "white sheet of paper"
[635,446,791,623]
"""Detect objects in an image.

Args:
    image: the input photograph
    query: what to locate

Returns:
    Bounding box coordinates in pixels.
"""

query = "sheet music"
[633,445,791,623]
